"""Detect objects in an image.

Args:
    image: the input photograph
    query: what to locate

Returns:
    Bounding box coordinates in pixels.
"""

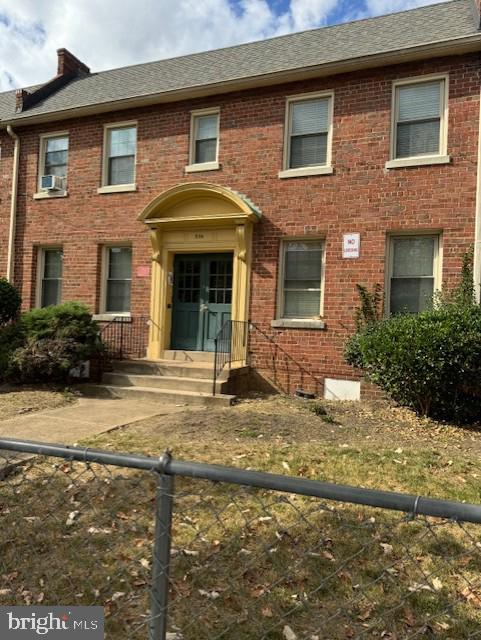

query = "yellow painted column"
[147,229,163,360]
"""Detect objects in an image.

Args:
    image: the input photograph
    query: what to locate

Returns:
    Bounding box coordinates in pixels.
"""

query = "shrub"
[0,322,25,380]
[0,278,21,325]
[345,301,481,423]
[7,302,101,383]
[9,337,82,383]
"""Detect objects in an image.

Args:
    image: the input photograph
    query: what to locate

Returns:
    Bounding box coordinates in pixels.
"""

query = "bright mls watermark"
[0,607,104,638]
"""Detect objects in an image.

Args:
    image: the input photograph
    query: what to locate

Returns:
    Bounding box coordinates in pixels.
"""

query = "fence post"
[149,453,174,640]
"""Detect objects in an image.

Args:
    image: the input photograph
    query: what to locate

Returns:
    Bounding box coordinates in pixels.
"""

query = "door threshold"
[163,350,215,363]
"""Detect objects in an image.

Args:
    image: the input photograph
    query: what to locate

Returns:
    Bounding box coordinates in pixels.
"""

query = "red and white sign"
[136,265,151,278]
[342,233,360,259]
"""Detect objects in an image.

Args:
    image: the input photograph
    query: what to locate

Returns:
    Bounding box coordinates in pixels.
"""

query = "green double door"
[171,253,233,352]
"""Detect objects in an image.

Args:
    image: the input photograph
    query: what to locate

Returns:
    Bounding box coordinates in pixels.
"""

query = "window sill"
[278,166,333,179]
[271,319,326,330]
[97,184,137,194]
[185,161,220,173]
[93,313,131,322]
[385,155,451,170]
[33,190,68,199]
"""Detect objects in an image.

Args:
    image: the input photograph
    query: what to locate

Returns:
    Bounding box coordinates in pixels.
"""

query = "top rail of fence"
[1,436,481,524]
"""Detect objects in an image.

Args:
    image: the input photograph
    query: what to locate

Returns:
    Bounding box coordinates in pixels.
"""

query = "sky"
[0,0,449,92]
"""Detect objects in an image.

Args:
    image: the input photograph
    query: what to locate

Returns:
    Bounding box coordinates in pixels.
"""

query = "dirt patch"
[0,385,75,420]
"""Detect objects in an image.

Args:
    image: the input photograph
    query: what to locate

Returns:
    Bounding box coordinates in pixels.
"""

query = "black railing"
[99,315,151,361]
[212,320,249,395]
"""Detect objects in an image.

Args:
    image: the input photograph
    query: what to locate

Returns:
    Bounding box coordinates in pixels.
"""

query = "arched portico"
[138,182,261,359]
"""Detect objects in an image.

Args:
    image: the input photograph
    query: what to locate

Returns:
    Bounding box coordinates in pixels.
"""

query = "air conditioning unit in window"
[41,175,65,191]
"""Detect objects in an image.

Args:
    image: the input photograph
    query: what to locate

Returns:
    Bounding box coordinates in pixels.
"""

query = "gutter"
[475,86,481,303]
[2,33,481,128]
[6,125,19,284]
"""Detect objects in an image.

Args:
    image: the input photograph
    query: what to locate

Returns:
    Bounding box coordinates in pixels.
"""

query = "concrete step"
[112,359,222,380]
[163,350,215,363]
[77,383,235,407]
[103,372,226,394]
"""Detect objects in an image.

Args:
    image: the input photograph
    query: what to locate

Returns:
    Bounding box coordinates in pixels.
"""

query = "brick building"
[1,0,481,400]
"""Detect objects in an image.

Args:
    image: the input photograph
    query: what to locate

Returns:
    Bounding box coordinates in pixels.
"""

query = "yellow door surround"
[138,182,261,360]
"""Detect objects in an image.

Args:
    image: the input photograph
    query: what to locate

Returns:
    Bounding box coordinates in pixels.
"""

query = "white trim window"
[38,248,63,308]
[38,133,69,188]
[103,124,137,187]
[389,76,449,167]
[387,235,441,315]
[102,246,132,314]
[280,92,333,178]
[279,240,324,319]
[187,109,220,171]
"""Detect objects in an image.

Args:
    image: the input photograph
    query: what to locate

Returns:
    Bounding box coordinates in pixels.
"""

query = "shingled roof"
[1,0,480,125]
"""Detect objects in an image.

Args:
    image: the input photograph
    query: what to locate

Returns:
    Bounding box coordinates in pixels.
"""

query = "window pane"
[392,237,435,278]
[398,81,441,122]
[291,98,329,135]
[108,247,132,280]
[43,250,63,279]
[290,133,327,168]
[283,241,322,318]
[108,127,136,158]
[108,156,135,185]
[41,279,61,307]
[195,138,217,164]
[396,120,440,158]
[44,137,68,177]
[285,242,322,281]
[284,290,321,318]
[196,115,218,141]
[390,278,434,314]
[46,137,69,153]
[106,281,131,313]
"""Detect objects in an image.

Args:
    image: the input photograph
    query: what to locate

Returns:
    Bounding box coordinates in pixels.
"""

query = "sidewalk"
[0,396,189,443]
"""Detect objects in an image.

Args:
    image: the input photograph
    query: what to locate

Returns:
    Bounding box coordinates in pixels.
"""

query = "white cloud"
[0,0,452,92]
[364,0,449,14]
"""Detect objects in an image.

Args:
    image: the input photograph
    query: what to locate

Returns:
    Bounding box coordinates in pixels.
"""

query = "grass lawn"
[0,384,75,420]
[1,396,481,638]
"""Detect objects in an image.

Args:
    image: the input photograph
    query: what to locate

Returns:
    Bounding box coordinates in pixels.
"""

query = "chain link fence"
[1,437,481,639]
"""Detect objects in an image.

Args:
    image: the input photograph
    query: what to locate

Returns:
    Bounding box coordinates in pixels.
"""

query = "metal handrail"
[99,315,151,361]
[212,320,249,395]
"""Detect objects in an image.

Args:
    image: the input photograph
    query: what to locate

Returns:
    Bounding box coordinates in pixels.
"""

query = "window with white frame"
[279,240,324,319]
[103,246,132,313]
[393,78,446,160]
[388,235,440,315]
[104,125,136,186]
[190,111,219,165]
[285,95,332,170]
[38,248,63,307]
[39,134,69,186]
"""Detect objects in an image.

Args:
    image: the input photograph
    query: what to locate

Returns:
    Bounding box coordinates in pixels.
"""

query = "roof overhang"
[2,34,481,128]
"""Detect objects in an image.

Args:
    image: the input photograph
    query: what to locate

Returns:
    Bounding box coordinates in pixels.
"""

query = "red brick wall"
[2,53,480,396]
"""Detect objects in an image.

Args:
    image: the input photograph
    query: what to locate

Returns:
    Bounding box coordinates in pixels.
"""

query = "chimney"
[15,88,30,112]
[57,48,90,77]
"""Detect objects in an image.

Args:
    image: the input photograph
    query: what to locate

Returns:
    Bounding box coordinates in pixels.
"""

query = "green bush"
[0,278,21,325]
[345,303,481,422]
[0,322,25,380]
[4,302,101,383]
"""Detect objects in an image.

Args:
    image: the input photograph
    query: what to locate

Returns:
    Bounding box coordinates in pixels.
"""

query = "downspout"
[6,125,20,284]
[475,86,481,303]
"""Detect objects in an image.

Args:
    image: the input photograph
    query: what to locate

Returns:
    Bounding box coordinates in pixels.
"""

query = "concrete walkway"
[0,396,188,444]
